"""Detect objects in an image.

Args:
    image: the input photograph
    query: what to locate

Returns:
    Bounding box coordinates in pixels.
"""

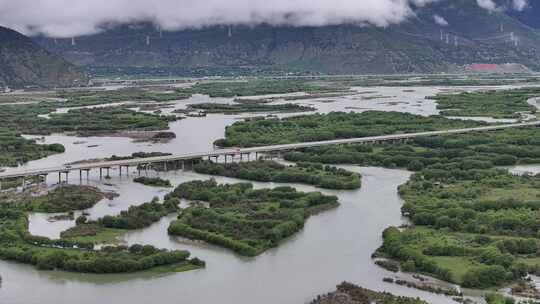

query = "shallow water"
[0,167,457,304]
[2,84,539,304]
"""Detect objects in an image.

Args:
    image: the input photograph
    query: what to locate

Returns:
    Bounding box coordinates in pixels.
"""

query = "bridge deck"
[1,121,539,179]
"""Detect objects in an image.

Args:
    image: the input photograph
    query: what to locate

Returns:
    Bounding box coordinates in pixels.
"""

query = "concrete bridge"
[1,120,539,186]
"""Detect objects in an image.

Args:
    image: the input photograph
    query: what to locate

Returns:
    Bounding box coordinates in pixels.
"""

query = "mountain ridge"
[0,26,87,88]
[31,0,540,75]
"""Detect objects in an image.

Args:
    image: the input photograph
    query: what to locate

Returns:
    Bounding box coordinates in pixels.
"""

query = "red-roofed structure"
[470,63,499,70]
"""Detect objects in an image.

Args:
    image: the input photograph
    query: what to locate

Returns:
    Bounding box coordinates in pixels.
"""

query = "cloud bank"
[433,14,449,26]
[476,0,529,11]
[0,0,530,38]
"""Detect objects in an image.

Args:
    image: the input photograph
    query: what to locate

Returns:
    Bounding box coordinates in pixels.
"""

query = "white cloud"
[476,0,498,11]
[512,0,528,11]
[0,0,439,38]
[433,14,448,26]
[0,0,532,38]
[475,0,528,12]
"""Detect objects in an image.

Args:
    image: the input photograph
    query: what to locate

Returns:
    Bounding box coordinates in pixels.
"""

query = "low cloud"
[476,0,498,11]
[433,14,449,26]
[476,0,529,11]
[0,0,438,38]
[512,0,528,11]
[0,0,531,38]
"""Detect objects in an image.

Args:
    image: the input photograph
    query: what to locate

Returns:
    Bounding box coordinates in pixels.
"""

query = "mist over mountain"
[28,0,539,75]
[0,26,87,88]
[0,0,537,77]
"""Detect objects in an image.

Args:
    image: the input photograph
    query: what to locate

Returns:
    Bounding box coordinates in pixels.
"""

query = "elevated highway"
[1,120,539,181]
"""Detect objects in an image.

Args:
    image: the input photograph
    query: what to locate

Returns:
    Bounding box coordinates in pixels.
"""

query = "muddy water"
[2,84,536,304]
[0,167,457,304]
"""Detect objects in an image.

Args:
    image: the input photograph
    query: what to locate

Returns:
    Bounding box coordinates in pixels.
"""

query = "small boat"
[87,144,99,148]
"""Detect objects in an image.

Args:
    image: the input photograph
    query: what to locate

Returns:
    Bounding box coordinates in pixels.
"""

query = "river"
[1,84,537,304]
[1,167,459,304]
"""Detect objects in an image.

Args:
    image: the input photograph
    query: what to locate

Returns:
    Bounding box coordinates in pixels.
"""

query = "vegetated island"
[56,87,192,106]
[133,177,172,187]
[167,179,339,256]
[282,126,540,290]
[309,282,427,304]
[61,196,180,244]
[0,101,178,167]
[431,87,540,119]
[0,128,65,167]
[180,80,349,98]
[186,102,315,114]
[0,186,203,273]
[26,185,105,213]
[193,160,361,190]
[214,111,485,148]
[0,79,345,167]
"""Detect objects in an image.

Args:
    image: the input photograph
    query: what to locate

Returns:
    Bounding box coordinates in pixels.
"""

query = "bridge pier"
[80,169,90,181]
[58,171,69,184]
[118,165,129,177]
[240,152,251,162]
[99,167,111,179]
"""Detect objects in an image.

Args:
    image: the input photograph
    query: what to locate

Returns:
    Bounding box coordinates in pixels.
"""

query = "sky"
[0,0,530,38]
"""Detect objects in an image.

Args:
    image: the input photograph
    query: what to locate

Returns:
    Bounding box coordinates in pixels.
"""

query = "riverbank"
[4,82,538,303]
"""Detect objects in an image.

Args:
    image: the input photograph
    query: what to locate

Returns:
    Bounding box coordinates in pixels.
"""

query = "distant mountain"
[33,0,540,74]
[0,26,87,88]
[499,0,540,29]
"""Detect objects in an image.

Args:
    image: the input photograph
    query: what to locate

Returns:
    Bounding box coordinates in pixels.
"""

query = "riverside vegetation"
[207,91,540,290]
[0,79,345,167]
[309,281,427,304]
[0,128,65,167]
[181,80,348,98]
[27,185,104,213]
[0,102,177,167]
[280,126,540,289]
[193,160,361,190]
[167,179,339,256]
[214,111,484,147]
[431,87,540,118]
[186,102,315,114]
[55,80,347,105]
[1,103,176,136]
[61,196,181,243]
[0,186,203,273]
[133,177,172,187]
